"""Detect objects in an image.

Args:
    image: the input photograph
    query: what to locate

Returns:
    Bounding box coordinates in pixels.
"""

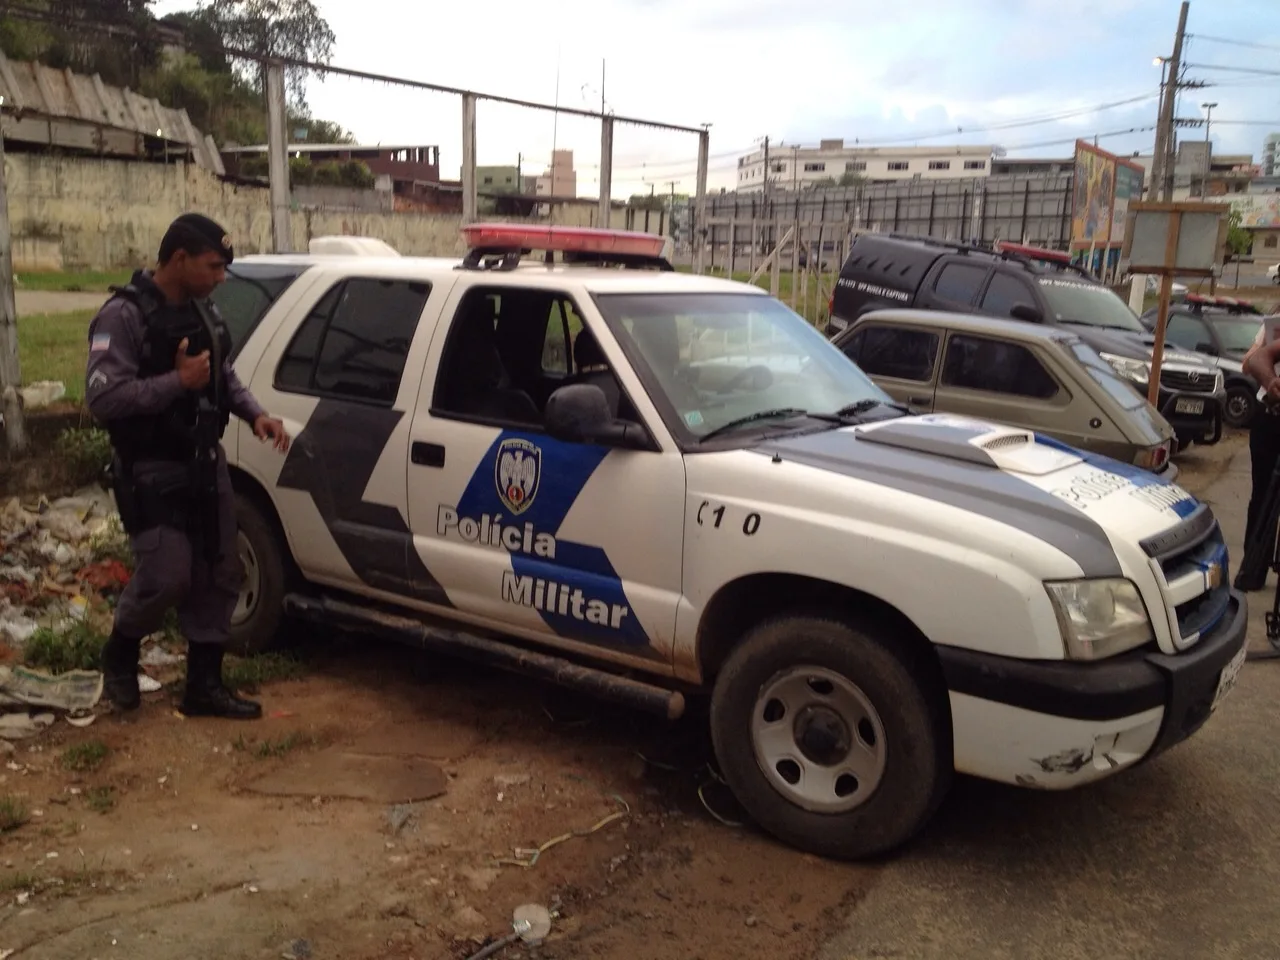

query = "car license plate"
[1175,398,1205,415]
[1211,644,1247,712]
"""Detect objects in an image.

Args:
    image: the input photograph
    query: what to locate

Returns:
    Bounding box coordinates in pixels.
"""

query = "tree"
[838,171,866,188]
[204,0,336,112]
[1225,207,1252,260]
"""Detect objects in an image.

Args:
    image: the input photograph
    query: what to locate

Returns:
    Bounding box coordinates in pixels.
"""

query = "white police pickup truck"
[215,224,1248,860]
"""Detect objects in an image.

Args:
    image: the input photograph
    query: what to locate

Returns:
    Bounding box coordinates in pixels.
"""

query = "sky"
[152,0,1280,198]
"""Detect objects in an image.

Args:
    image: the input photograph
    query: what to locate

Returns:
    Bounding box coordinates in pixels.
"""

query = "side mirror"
[1010,303,1044,324]
[545,384,649,449]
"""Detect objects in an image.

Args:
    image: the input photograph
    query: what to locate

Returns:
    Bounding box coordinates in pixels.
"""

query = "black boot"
[179,643,262,720]
[100,630,142,710]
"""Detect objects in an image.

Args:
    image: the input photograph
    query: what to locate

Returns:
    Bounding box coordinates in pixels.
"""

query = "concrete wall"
[7,154,657,271]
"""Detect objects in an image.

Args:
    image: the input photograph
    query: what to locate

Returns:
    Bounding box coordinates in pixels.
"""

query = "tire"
[709,613,951,861]
[228,492,292,655]
[1224,383,1257,430]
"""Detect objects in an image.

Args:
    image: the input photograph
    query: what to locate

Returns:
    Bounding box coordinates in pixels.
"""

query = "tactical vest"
[102,273,234,464]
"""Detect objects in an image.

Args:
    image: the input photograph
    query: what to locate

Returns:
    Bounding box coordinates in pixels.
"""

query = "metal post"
[0,116,27,455]
[693,127,710,274]
[265,60,292,253]
[1157,3,1190,201]
[461,92,477,225]
[598,115,613,229]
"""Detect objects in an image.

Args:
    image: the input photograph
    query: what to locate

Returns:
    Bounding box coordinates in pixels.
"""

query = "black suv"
[1137,295,1265,429]
[826,233,1226,448]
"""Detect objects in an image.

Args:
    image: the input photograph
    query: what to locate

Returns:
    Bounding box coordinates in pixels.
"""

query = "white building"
[1264,133,1280,178]
[736,140,999,192]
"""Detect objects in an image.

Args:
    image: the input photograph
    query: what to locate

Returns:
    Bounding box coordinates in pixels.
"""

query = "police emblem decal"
[495,438,541,515]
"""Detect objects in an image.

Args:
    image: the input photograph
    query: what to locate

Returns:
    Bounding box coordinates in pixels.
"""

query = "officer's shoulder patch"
[90,333,111,353]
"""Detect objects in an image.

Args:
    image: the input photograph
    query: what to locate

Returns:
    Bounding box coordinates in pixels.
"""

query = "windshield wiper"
[699,408,810,442]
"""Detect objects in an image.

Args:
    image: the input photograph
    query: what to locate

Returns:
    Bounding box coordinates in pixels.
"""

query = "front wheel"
[1224,384,1257,430]
[710,614,951,860]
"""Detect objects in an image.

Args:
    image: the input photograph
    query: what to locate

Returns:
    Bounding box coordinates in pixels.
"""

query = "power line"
[1184,63,1280,77]
[1188,34,1280,52]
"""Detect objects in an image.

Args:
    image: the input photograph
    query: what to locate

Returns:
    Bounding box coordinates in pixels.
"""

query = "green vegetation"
[0,796,29,832]
[24,622,108,674]
[18,310,95,403]
[0,870,37,892]
[240,154,376,189]
[55,427,113,487]
[218,652,307,692]
[1,0,352,150]
[62,740,110,773]
[16,270,133,292]
[85,786,117,814]
[252,731,315,759]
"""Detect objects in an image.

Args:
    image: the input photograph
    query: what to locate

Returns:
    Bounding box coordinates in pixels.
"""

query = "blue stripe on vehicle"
[453,431,650,648]
[1033,433,1199,517]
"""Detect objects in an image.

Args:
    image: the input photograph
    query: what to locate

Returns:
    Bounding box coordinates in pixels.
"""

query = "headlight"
[1099,353,1150,385]
[1044,579,1154,660]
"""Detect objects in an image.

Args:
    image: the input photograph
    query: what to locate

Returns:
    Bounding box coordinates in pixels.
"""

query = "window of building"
[482,176,493,185]
[940,334,1060,400]
[845,161,866,172]
[964,160,987,170]
[979,272,1038,318]
[804,162,826,173]
[841,325,940,383]
[932,262,988,305]
[888,161,909,171]
[772,162,786,173]
[929,160,951,171]
[1266,235,1278,248]
[275,278,431,405]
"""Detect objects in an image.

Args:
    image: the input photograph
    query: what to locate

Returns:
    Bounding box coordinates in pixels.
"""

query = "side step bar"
[284,594,687,721]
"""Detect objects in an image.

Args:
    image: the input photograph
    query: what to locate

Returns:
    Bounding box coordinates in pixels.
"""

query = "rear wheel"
[228,493,293,655]
[709,614,951,860]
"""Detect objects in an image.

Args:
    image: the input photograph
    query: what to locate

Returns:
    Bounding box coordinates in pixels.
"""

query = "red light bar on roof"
[994,241,1072,264]
[460,223,667,258]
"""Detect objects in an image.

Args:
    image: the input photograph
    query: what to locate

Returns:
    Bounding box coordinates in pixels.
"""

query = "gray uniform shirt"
[85,293,265,428]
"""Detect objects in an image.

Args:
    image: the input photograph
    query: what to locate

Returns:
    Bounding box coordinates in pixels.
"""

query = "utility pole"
[0,108,27,455]
[1201,101,1217,198]
[761,135,770,260]
[1156,2,1190,201]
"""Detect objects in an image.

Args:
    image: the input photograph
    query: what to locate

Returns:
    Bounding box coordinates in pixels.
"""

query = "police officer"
[85,213,290,719]
[1237,322,1280,591]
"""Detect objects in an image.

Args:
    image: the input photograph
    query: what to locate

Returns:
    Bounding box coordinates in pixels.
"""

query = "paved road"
[14,290,107,317]
[819,433,1279,960]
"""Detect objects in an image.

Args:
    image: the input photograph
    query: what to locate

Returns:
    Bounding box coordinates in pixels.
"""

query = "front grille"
[1161,369,1217,394]
[1144,506,1229,642]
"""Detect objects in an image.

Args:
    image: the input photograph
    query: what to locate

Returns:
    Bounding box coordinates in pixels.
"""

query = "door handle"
[411,441,446,468]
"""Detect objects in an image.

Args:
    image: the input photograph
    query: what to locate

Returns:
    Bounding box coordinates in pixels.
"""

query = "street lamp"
[1152,56,1172,199]
[1201,101,1218,198]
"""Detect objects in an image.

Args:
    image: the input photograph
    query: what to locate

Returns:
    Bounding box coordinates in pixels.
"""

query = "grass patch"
[0,795,29,832]
[222,652,306,691]
[18,309,94,403]
[55,426,112,488]
[16,270,133,293]
[23,622,108,674]
[0,870,37,893]
[62,740,109,773]
[253,731,314,759]
[84,786,116,813]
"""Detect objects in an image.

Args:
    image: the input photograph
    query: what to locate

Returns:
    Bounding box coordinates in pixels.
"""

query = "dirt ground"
[0,635,866,960]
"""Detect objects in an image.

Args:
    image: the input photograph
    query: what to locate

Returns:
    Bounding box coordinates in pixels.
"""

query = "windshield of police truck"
[593,292,892,439]
[1208,315,1263,353]
[1037,277,1145,333]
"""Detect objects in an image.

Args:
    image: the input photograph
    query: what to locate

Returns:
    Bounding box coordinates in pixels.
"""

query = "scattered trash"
[65,714,97,728]
[137,675,162,694]
[77,560,131,594]
[0,665,103,715]
[19,381,66,410]
[697,764,745,829]
[0,616,38,647]
[496,795,630,869]
[463,903,557,960]
[281,939,311,960]
[493,773,530,789]
[140,645,184,668]
[0,712,55,740]
[385,803,417,835]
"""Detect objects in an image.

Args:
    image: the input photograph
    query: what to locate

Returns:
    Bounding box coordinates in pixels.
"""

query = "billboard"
[1230,194,1280,229]
[1109,161,1144,245]
[1071,141,1115,249]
